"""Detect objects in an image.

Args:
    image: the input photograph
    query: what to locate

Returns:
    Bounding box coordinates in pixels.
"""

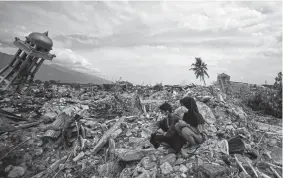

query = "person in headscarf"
[150,102,188,153]
[175,97,207,146]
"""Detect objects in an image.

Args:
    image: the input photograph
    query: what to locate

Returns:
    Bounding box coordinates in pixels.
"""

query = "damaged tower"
[0,31,56,90]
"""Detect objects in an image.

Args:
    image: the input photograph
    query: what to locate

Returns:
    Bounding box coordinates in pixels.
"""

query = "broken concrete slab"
[197,101,216,124]
[7,166,25,178]
[270,147,282,166]
[198,163,227,178]
[112,148,156,162]
[160,162,173,175]
[160,153,177,165]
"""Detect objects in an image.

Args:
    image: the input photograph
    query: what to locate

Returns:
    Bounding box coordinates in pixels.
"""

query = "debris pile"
[0,84,281,178]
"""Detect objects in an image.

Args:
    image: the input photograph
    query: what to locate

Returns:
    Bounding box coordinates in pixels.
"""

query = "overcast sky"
[0,1,281,85]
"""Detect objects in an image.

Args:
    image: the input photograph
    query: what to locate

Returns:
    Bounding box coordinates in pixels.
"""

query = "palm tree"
[190,57,209,85]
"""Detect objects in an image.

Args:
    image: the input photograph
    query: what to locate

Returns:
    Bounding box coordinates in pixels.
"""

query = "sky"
[0,1,282,85]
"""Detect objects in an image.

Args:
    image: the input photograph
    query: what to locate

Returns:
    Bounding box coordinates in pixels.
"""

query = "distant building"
[217,73,231,92]
[216,73,254,93]
[217,73,231,85]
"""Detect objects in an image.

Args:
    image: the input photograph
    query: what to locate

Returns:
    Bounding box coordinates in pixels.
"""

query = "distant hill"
[0,52,110,84]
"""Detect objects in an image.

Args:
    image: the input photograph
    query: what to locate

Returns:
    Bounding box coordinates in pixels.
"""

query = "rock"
[141,157,156,170]
[216,140,229,155]
[160,162,173,175]
[160,153,176,165]
[129,137,145,143]
[180,173,187,178]
[136,170,151,178]
[197,101,216,124]
[186,162,193,169]
[5,165,13,172]
[235,128,251,139]
[199,163,227,178]
[127,116,138,122]
[198,95,211,102]
[175,158,185,165]
[44,112,57,119]
[238,172,252,178]
[34,148,43,156]
[150,155,157,162]
[85,121,97,128]
[3,98,11,102]
[100,123,108,131]
[254,122,282,135]
[126,132,132,137]
[270,147,282,165]
[231,107,247,120]
[110,128,123,139]
[268,138,277,147]
[179,164,188,173]
[35,139,43,147]
[119,167,133,178]
[7,166,25,178]
[98,162,119,177]
[112,149,155,162]
[173,165,180,171]
[181,149,189,158]
[73,152,85,162]
[196,157,204,167]
[2,107,15,112]
[141,128,151,138]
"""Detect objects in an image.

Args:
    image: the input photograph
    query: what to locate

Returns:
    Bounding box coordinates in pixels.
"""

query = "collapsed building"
[0,31,56,91]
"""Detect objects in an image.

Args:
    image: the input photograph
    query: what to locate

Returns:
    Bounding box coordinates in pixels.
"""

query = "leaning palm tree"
[190,57,209,85]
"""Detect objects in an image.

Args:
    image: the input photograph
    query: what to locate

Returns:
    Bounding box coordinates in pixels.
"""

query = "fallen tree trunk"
[91,116,125,155]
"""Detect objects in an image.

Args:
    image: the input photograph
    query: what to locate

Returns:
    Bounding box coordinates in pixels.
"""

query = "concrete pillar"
[29,58,44,82]
[5,54,33,90]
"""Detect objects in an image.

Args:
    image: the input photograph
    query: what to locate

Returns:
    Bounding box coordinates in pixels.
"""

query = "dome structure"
[27,31,53,50]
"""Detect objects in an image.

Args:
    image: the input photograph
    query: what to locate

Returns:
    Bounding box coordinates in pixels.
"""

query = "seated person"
[154,102,175,133]
[150,102,188,153]
[175,97,207,147]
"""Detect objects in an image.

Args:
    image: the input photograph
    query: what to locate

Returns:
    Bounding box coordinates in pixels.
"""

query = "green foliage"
[153,83,163,91]
[34,79,42,84]
[49,80,57,84]
[43,81,50,88]
[71,83,81,90]
[230,72,282,118]
[190,57,209,85]
[244,87,281,118]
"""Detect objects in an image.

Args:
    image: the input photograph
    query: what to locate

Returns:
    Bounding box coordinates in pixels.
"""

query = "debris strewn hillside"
[0,84,281,178]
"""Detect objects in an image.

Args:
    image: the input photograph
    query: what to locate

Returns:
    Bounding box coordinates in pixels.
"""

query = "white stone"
[179,164,188,173]
[160,162,173,175]
[197,101,216,124]
[7,166,25,178]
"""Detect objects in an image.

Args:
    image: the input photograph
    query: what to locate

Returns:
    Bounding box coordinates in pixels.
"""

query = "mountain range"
[0,52,110,84]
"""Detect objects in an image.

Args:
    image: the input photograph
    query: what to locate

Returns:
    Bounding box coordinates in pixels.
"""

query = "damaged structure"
[0,31,56,90]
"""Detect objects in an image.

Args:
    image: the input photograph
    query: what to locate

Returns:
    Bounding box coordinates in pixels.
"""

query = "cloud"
[0,1,281,85]
[49,48,101,75]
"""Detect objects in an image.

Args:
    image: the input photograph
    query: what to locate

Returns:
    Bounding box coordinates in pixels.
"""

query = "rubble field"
[0,84,282,178]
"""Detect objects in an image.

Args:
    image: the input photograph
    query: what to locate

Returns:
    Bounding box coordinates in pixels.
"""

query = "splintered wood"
[91,116,125,155]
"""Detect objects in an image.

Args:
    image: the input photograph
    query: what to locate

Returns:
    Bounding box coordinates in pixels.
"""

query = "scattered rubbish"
[0,83,281,178]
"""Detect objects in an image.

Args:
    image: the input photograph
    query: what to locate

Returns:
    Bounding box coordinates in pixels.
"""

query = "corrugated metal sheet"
[43,112,73,139]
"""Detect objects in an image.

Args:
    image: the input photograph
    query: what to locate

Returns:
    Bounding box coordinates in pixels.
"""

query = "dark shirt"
[157,113,179,133]
[164,113,181,136]
[183,112,202,128]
